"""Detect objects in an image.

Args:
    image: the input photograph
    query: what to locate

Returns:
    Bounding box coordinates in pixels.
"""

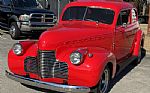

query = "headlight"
[19,14,30,22]
[70,51,83,65]
[12,43,23,55]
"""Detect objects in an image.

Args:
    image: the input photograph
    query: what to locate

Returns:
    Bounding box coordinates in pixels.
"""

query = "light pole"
[148,3,150,35]
[57,0,60,21]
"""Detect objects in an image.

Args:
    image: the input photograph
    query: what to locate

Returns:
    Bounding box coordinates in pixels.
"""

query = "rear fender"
[132,29,144,56]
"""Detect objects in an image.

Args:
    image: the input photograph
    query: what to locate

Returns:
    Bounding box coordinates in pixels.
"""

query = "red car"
[6,0,144,93]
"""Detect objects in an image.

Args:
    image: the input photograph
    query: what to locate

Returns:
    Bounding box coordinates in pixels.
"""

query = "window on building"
[0,0,3,5]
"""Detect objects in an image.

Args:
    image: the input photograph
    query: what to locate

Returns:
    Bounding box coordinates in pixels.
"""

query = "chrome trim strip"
[5,71,90,93]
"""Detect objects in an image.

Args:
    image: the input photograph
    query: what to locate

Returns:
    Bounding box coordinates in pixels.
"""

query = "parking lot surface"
[0,29,150,93]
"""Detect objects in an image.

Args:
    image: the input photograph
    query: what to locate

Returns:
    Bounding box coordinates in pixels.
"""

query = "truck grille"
[30,13,56,24]
[38,50,68,79]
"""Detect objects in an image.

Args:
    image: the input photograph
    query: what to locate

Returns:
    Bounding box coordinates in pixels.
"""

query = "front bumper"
[5,71,90,93]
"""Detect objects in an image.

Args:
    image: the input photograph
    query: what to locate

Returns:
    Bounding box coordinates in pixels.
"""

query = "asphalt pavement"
[0,29,150,93]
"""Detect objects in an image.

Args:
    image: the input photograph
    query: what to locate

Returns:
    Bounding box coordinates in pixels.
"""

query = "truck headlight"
[12,43,23,55]
[19,14,30,22]
[70,51,83,65]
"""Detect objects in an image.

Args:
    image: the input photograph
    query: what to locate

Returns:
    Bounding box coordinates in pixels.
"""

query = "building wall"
[38,0,75,17]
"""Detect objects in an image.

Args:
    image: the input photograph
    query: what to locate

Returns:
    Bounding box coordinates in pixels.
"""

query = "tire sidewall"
[9,22,20,39]
[94,66,110,93]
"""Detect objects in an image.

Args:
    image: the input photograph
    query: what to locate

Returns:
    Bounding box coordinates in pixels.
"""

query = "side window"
[131,9,137,23]
[117,9,131,26]
[121,10,131,25]
[117,14,122,26]
[3,0,11,6]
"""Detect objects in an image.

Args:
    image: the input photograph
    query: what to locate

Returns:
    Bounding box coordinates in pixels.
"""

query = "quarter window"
[131,9,137,23]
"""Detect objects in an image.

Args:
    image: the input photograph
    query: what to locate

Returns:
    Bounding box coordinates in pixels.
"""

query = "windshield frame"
[62,6,115,25]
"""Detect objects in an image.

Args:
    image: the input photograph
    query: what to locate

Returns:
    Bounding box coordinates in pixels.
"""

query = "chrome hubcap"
[99,69,109,93]
[10,25,16,37]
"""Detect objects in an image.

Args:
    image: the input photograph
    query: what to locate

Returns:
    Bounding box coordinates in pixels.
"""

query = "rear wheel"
[94,66,110,93]
[9,22,20,39]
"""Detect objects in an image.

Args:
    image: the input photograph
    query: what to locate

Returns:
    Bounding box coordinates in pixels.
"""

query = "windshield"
[13,0,38,7]
[62,6,115,24]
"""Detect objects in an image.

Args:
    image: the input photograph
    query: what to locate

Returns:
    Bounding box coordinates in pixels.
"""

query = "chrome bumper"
[5,71,90,93]
[18,22,55,31]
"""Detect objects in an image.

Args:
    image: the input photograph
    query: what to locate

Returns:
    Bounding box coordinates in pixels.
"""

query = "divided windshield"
[13,0,38,7]
[62,6,115,24]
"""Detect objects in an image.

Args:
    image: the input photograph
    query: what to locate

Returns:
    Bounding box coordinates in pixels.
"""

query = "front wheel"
[94,66,110,93]
[9,22,20,39]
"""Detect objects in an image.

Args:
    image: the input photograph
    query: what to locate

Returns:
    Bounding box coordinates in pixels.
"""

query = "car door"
[0,0,12,28]
[124,8,139,53]
[115,9,133,61]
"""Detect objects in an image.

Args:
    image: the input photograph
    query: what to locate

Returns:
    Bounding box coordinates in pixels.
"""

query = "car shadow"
[108,48,146,93]
[21,83,60,93]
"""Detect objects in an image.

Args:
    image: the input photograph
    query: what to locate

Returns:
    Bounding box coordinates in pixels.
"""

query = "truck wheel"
[94,66,110,93]
[9,22,20,39]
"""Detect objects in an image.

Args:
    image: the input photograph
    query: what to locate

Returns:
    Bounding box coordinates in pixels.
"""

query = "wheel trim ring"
[10,25,16,37]
[99,69,109,93]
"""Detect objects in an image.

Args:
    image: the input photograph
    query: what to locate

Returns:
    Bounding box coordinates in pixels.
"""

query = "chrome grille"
[30,13,56,23]
[38,50,68,79]
[24,57,38,74]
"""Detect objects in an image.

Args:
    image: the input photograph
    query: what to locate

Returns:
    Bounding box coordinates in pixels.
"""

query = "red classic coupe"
[6,0,144,93]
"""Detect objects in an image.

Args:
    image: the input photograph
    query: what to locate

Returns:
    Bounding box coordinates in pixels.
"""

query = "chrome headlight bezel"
[70,51,83,65]
[12,43,23,55]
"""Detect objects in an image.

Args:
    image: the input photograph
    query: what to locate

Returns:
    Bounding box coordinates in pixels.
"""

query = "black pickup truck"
[0,0,57,39]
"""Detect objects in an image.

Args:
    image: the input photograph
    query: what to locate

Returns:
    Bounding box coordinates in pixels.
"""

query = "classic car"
[6,0,144,93]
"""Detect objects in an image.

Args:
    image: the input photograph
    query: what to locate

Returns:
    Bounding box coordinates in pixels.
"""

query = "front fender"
[8,41,38,75]
[56,47,116,87]
[132,29,144,56]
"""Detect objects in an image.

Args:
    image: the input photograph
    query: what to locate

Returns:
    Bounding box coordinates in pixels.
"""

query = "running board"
[116,56,137,76]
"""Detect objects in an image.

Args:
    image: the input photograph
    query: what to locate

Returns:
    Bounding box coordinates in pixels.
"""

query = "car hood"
[14,7,54,15]
[38,22,113,50]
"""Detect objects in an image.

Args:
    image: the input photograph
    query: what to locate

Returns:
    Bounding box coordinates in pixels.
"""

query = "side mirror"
[122,23,127,28]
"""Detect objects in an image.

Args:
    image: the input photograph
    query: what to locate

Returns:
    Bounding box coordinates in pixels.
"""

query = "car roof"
[67,0,134,11]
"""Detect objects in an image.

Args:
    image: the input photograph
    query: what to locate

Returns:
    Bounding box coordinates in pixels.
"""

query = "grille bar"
[24,57,38,74]
[38,50,68,79]
[30,13,56,23]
